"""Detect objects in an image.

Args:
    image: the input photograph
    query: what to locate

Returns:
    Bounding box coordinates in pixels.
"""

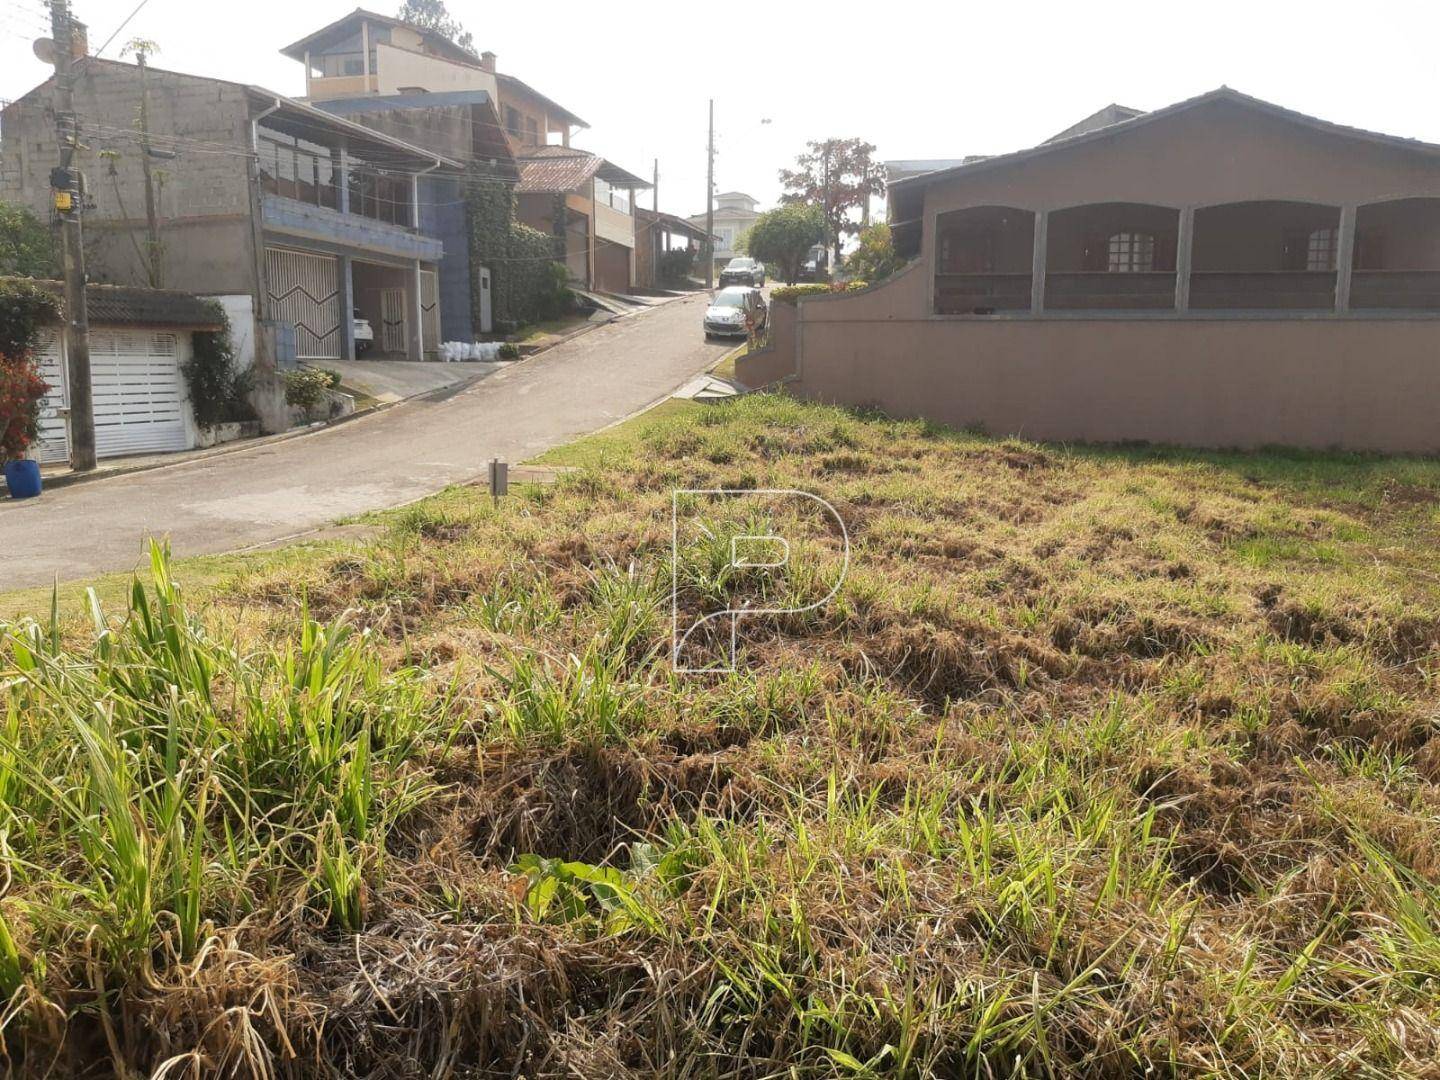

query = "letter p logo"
[671,489,849,672]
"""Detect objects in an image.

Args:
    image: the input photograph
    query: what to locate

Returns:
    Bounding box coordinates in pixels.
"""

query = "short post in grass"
[489,457,509,509]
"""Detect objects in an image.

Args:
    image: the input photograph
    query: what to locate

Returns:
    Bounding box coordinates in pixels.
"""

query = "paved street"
[0,296,729,588]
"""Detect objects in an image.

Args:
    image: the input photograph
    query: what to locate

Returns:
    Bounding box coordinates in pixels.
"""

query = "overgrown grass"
[2,394,1439,1076]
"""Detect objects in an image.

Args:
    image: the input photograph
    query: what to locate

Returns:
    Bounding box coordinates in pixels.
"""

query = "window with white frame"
[1306,227,1337,271]
[1107,231,1156,273]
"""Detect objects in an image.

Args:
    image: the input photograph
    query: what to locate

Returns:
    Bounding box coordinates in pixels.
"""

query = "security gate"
[265,247,341,360]
[380,287,408,354]
[33,329,188,460]
[34,330,69,464]
[420,269,439,356]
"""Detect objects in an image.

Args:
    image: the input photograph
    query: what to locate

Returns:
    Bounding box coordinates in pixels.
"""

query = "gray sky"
[3,0,1438,221]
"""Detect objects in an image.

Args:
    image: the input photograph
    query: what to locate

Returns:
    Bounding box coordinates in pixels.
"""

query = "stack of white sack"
[439,341,504,362]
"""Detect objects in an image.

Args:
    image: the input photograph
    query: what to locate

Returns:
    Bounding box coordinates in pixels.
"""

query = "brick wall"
[0,58,257,295]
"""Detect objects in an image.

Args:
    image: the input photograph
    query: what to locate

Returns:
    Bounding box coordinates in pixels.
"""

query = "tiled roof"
[515,147,603,193]
[891,86,1440,193]
[18,279,225,330]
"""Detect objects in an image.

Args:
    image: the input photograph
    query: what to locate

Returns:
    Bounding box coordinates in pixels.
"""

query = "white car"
[703,287,768,339]
[353,309,374,355]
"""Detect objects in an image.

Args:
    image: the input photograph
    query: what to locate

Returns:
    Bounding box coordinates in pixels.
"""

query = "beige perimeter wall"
[738,266,1440,453]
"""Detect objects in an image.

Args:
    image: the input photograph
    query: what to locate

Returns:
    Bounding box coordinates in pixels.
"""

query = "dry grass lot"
[3,394,1440,1077]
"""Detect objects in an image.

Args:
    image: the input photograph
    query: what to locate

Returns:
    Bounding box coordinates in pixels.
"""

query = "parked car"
[719,257,765,287]
[703,286,768,339]
[353,310,374,355]
[797,244,828,282]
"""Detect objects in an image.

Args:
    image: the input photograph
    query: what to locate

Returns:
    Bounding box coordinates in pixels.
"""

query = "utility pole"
[705,99,714,290]
[136,45,162,288]
[48,0,95,472]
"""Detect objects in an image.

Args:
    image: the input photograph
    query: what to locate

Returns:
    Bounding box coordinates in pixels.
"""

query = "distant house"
[281,8,649,299]
[689,192,760,268]
[740,88,1440,453]
[512,148,651,293]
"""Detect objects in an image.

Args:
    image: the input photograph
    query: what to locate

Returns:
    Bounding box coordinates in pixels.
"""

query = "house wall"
[736,103,1440,453]
[375,43,498,98]
[419,174,471,340]
[0,61,258,297]
[595,201,634,247]
[738,264,1440,452]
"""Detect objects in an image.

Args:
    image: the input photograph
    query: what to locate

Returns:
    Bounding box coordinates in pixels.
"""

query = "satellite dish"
[33,37,56,64]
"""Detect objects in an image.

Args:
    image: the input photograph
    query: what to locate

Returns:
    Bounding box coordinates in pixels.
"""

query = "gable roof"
[280,8,480,67]
[1045,103,1144,144]
[892,87,1440,194]
[515,146,651,194]
[496,73,587,130]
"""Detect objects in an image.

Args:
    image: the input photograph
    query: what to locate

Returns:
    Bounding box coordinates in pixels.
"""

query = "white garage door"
[32,329,189,461]
[91,330,188,456]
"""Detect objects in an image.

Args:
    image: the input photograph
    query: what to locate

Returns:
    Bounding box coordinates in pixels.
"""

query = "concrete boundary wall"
[738,270,1440,454]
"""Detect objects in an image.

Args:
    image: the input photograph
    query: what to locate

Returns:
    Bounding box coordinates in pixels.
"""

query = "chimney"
[479,50,496,73]
[70,19,88,59]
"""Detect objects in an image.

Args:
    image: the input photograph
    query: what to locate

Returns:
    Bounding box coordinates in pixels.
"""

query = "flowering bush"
[0,363,49,462]
[0,277,60,462]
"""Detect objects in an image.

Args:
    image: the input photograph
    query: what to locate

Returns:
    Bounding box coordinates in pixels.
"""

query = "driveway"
[1,295,729,588]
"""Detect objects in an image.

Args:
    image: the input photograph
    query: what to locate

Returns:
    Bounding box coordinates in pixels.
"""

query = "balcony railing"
[1044,271,1176,310]
[1189,271,1336,310]
[935,272,1031,314]
[1350,270,1440,310]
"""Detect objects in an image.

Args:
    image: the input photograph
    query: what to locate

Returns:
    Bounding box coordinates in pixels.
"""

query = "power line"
[93,0,153,59]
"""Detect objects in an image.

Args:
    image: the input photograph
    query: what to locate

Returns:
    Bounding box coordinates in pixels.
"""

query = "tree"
[843,222,901,283]
[742,205,826,285]
[395,0,475,54]
[777,138,886,266]
[0,200,57,279]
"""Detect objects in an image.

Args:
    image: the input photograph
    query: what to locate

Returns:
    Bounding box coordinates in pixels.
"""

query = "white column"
[1030,210,1048,315]
[1335,205,1357,312]
[411,259,424,361]
[336,143,350,214]
[1174,207,1195,312]
[411,173,421,230]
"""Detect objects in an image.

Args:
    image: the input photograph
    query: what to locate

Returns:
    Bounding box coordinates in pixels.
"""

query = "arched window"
[1107,231,1156,273]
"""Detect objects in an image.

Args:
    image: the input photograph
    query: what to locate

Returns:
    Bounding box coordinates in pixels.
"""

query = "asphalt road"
[0,294,729,589]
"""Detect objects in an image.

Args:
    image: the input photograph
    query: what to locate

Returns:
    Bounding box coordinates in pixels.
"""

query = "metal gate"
[33,329,187,460]
[92,331,187,455]
[34,330,70,465]
[380,288,408,354]
[420,269,439,356]
[265,248,340,360]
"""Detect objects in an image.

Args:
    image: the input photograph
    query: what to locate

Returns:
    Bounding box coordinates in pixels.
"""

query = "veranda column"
[1030,210,1048,314]
[1174,207,1195,312]
[1335,205,1357,312]
[410,258,424,361]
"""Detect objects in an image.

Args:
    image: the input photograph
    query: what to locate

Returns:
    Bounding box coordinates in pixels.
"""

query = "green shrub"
[0,201,57,279]
[181,306,255,428]
[284,367,333,415]
[658,248,694,285]
[770,281,868,304]
[498,342,520,360]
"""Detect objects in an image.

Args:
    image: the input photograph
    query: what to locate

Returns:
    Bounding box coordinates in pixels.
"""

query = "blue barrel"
[3,459,42,499]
